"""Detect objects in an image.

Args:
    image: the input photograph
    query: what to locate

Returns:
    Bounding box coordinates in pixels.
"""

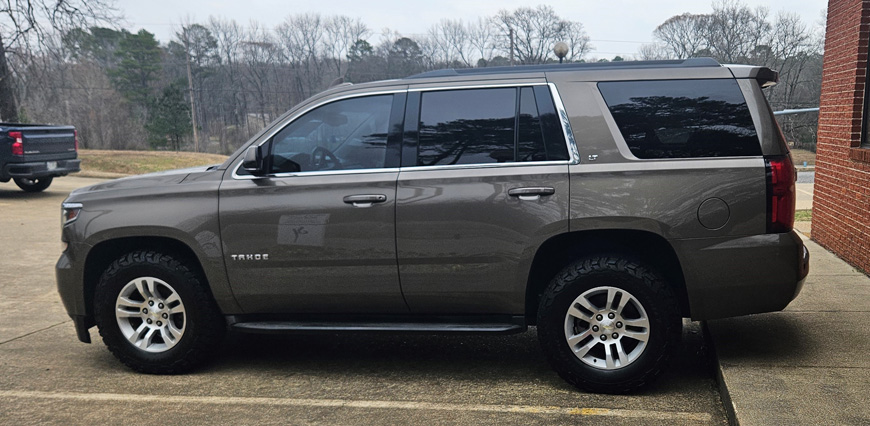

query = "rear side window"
[418,88,516,166]
[598,79,761,159]
[416,87,569,166]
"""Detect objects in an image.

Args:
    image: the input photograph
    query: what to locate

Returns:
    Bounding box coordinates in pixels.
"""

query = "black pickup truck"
[1,123,80,192]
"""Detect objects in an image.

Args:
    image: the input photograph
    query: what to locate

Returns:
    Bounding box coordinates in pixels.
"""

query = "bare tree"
[426,19,472,67]
[562,21,591,61]
[240,22,280,127]
[0,0,118,121]
[653,13,710,59]
[467,18,497,66]
[705,0,771,62]
[493,5,589,64]
[636,43,672,61]
[275,13,324,100]
[323,16,369,78]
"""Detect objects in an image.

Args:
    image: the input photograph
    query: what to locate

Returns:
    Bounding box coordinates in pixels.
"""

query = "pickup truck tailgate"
[16,127,77,160]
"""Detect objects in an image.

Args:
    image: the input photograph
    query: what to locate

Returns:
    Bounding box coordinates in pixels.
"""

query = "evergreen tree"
[145,84,191,151]
[110,30,162,106]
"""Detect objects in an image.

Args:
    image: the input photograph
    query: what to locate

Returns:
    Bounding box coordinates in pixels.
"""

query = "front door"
[219,93,408,314]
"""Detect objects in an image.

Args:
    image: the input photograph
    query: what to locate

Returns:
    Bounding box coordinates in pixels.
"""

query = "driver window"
[270,94,393,173]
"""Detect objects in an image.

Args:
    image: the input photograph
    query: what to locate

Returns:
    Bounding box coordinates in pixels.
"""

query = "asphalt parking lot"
[0,176,727,425]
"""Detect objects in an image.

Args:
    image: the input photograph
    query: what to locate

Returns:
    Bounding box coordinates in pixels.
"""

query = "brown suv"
[57,58,809,393]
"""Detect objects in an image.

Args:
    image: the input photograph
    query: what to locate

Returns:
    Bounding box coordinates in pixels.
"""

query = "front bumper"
[56,246,93,343]
[675,230,809,320]
[3,159,81,180]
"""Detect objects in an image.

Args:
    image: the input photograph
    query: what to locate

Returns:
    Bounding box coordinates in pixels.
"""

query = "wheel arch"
[525,229,689,324]
[83,236,215,317]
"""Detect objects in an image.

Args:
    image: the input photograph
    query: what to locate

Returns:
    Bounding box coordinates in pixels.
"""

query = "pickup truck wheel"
[93,251,225,374]
[537,256,680,394]
[13,176,52,192]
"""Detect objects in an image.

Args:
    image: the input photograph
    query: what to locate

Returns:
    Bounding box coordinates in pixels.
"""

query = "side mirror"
[242,145,265,175]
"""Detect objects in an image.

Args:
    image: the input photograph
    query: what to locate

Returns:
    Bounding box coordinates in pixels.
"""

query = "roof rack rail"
[406,57,721,79]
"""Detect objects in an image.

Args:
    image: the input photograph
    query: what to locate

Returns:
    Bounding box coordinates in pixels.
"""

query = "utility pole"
[184,34,199,152]
[509,28,515,66]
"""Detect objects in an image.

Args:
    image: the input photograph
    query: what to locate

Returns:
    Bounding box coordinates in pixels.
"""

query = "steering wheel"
[310,146,340,170]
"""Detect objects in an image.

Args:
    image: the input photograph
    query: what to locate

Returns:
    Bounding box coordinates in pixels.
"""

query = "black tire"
[537,256,680,394]
[13,176,52,192]
[93,250,226,374]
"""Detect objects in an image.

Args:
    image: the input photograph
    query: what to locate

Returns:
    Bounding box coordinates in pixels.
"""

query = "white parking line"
[0,390,712,422]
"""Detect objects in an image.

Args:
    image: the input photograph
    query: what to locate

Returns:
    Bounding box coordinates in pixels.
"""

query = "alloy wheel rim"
[563,286,650,370]
[115,277,186,353]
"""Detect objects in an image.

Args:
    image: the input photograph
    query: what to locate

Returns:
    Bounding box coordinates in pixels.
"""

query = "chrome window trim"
[232,167,401,180]
[408,82,548,92]
[232,81,581,179]
[547,82,581,165]
[571,157,764,173]
[399,160,571,173]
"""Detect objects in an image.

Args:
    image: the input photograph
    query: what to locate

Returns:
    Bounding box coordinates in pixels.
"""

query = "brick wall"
[814,0,870,273]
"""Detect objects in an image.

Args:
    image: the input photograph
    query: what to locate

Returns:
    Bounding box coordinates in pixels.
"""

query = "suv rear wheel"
[537,256,680,393]
[93,251,225,374]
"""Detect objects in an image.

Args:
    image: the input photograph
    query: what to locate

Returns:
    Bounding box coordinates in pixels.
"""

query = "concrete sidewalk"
[705,230,870,425]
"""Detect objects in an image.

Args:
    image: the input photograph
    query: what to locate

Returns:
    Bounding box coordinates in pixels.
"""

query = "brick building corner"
[813,0,870,273]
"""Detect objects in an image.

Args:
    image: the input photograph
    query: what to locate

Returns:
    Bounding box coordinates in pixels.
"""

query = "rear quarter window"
[598,79,762,159]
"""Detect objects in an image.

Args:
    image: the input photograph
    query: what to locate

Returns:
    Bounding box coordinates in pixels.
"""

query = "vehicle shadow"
[0,185,57,200]
[706,314,816,364]
[204,322,718,397]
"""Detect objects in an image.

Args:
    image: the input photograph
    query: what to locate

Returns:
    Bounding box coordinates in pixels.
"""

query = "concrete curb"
[706,226,814,426]
[703,320,739,426]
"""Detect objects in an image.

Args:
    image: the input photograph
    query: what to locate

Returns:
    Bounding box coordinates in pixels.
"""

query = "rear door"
[396,84,574,314]
[219,91,409,314]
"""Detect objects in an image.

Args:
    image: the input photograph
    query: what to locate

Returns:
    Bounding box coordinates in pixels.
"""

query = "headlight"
[62,202,83,226]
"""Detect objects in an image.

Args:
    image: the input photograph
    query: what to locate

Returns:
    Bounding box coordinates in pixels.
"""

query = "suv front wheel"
[93,250,225,374]
[537,256,680,394]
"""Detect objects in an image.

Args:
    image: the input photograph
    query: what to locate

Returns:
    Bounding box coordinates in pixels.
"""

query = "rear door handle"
[508,187,555,201]
[343,194,387,208]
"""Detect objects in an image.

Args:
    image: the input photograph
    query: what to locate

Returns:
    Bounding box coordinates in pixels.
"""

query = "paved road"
[0,176,727,425]
[795,172,814,211]
[796,171,814,184]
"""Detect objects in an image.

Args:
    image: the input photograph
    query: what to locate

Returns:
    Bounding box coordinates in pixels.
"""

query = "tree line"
[12,5,590,153]
[5,1,823,153]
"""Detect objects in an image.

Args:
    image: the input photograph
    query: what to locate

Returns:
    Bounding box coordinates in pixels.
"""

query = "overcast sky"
[117,0,828,58]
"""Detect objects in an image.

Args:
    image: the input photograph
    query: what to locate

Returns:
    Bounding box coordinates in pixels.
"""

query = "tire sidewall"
[94,253,212,369]
[538,259,679,392]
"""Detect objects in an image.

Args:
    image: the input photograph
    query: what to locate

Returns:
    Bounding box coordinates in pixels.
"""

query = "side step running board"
[231,321,527,335]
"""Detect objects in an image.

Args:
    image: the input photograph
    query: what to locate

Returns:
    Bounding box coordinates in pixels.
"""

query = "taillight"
[74,130,78,152]
[9,131,23,156]
[765,155,796,233]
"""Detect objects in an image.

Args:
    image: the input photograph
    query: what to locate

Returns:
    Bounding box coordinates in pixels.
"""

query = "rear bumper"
[675,231,809,320]
[3,159,80,180]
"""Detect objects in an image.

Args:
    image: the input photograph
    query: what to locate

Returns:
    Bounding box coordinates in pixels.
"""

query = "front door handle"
[343,194,387,208]
[508,187,555,201]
